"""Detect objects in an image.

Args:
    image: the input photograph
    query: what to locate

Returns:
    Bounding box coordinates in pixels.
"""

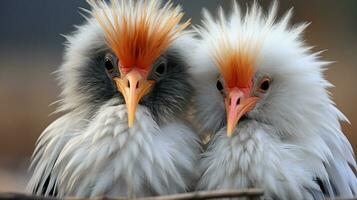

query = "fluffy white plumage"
[29,100,200,197]
[27,0,201,197]
[192,2,357,199]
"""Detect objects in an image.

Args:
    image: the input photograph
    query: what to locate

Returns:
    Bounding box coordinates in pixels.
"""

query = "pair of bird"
[28,0,357,199]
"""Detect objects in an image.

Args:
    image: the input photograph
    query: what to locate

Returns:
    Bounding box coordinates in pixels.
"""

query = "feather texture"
[28,0,200,197]
[89,0,190,72]
[29,100,200,197]
[192,1,357,199]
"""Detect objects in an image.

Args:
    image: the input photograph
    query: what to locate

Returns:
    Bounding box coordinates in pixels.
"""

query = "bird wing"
[27,111,90,196]
[319,106,357,197]
[298,104,357,197]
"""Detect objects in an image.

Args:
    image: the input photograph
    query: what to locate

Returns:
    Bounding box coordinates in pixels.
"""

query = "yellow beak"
[225,88,259,137]
[114,69,154,127]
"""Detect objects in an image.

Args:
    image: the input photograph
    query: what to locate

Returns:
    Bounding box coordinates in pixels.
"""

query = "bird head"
[211,29,262,137]
[58,0,194,127]
[192,2,339,138]
[89,0,190,127]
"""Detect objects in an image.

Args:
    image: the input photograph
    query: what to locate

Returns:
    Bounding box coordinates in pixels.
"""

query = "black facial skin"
[141,51,193,124]
[78,48,193,124]
[78,51,119,108]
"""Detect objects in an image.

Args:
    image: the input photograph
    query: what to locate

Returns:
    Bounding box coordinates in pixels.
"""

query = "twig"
[0,193,55,200]
[1,190,357,200]
[122,188,264,200]
[327,198,357,200]
[0,189,264,200]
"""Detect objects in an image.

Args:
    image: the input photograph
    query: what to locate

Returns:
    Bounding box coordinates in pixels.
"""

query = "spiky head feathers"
[89,0,190,73]
[197,2,278,89]
[191,1,328,135]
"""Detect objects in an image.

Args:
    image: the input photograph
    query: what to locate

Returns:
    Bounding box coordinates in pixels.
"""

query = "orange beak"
[114,69,154,127]
[225,88,260,137]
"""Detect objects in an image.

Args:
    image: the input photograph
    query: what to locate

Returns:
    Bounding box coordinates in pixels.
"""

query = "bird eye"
[216,80,224,91]
[104,55,115,72]
[258,77,271,93]
[155,60,167,76]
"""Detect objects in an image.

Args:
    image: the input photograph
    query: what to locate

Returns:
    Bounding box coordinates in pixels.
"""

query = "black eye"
[216,80,224,91]
[104,56,114,72]
[155,60,167,76]
[259,78,271,92]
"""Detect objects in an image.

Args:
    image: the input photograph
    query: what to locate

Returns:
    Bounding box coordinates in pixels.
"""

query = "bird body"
[28,0,200,197]
[192,2,357,199]
[29,102,200,197]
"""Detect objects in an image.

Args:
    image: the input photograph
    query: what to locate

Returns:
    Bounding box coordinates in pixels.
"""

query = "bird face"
[216,75,271,136]
[192,2,330,138]
[111,57,172,126]
[101,50,192,126]
[78,0,192,127]
[108,55,155,127]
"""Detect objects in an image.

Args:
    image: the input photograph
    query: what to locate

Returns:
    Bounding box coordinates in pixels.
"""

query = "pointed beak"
[114,69,154,127]
[225,88,260,137]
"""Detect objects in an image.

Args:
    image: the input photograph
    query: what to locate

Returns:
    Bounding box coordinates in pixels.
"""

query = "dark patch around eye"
[155,62,166,75]
[77,52,119,108]
[140,52,192,124]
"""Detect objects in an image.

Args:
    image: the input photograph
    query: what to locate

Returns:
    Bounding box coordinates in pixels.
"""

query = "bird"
[191,2,357,199]
[27,0,201,198]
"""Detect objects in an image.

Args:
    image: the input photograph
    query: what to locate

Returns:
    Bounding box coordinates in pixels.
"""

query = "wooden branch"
[327,198,357,200]
[1,189,357,200]
[0,193,53,200]
[117,188,264,200]
[0,189,264,200]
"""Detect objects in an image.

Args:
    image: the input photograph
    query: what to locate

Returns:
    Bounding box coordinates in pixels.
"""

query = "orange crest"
[89,0,190,73]
[198,2,272,90]
[215,47,256,89]
[211,26,260,88]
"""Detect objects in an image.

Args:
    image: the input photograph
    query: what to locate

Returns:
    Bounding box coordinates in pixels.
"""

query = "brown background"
[0,0,356,192]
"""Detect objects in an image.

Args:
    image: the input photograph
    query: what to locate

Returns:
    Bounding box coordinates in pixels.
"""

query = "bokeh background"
[0,0,356,192]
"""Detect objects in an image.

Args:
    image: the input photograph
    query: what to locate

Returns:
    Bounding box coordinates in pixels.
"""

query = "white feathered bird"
[27,0,201,197]
[191,2,357,199]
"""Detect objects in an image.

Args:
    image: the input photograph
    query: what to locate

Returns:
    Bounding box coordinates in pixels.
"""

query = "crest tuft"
[197,1,278,89]
[89,0,190,73]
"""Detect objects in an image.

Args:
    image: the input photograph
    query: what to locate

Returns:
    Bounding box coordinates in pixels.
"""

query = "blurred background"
[0,0,356,192]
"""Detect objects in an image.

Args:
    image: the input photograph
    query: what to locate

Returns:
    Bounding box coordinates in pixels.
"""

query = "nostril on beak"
[229,97,240,105]
[236,98,240,105]
[127,80,130,88]
[136,81,139,89]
